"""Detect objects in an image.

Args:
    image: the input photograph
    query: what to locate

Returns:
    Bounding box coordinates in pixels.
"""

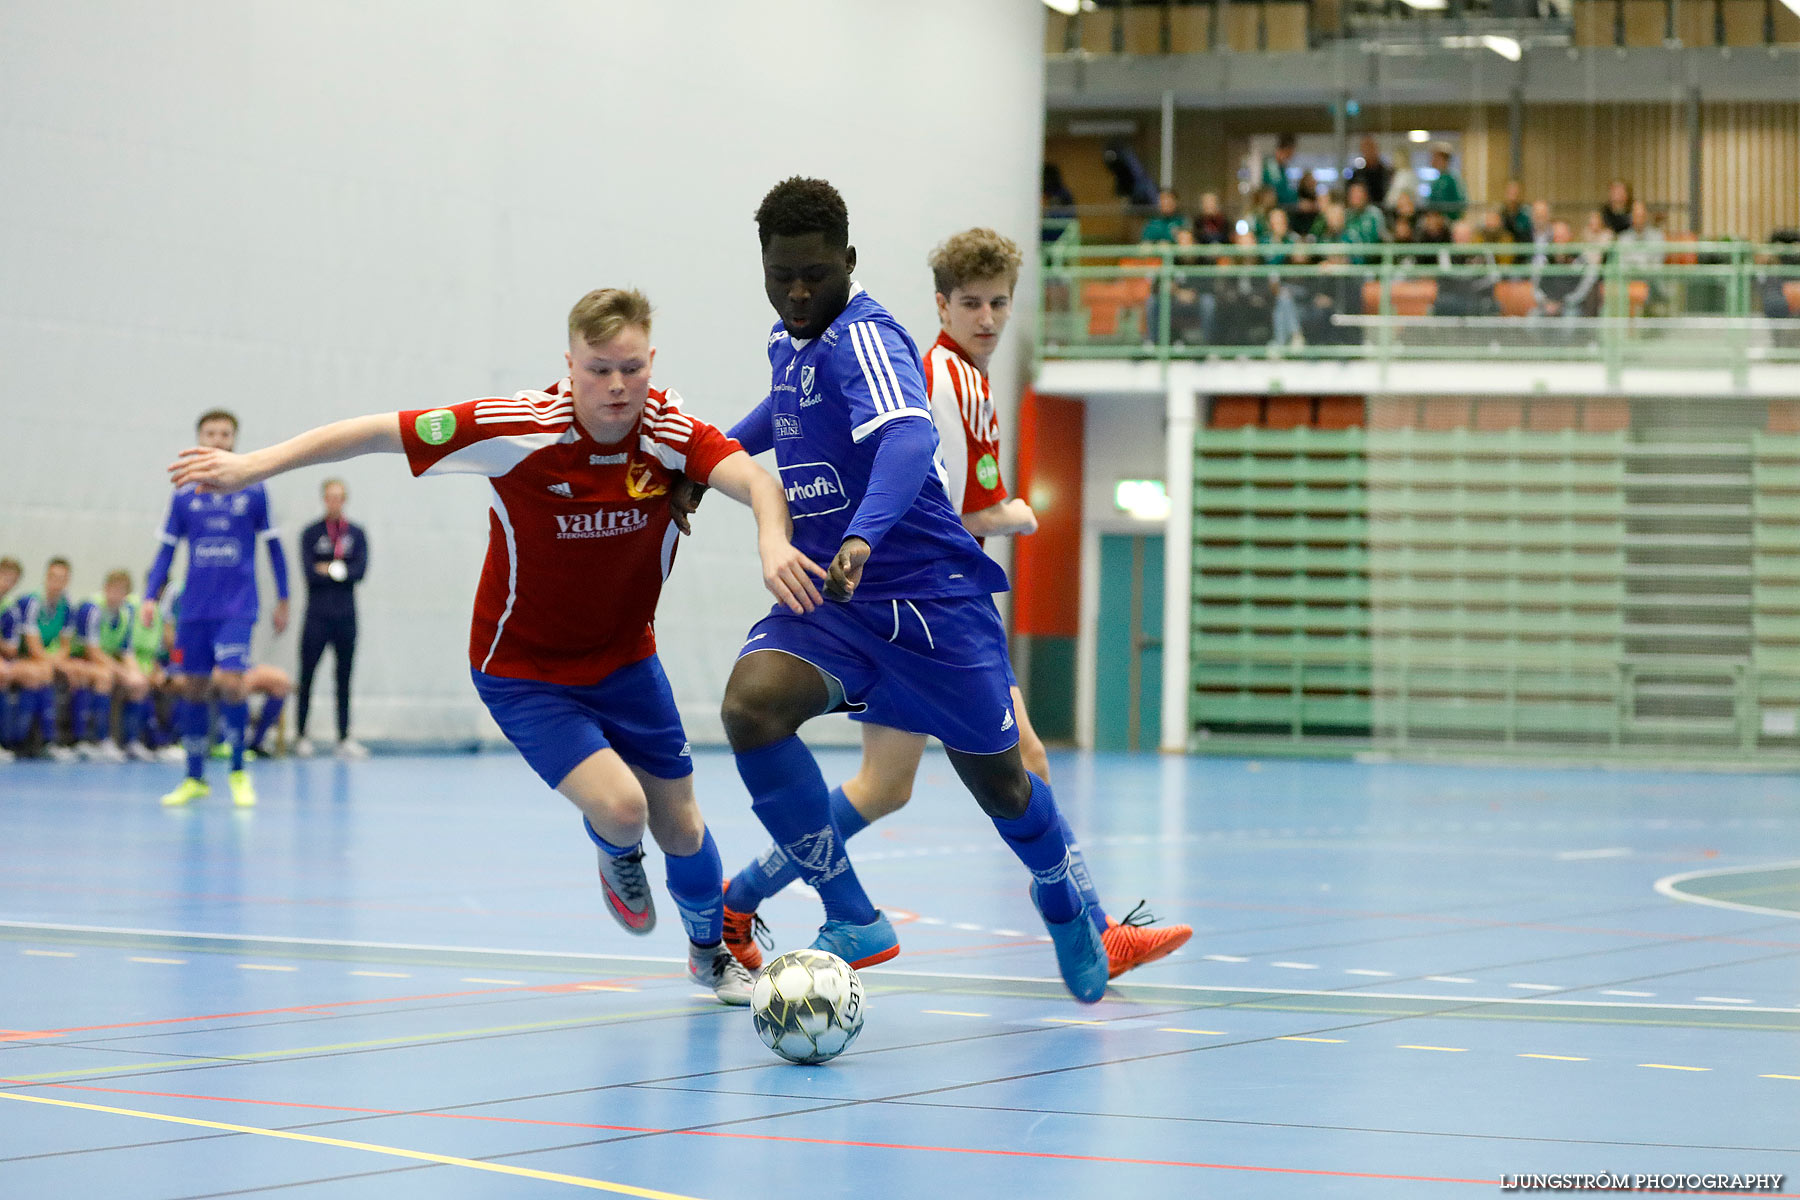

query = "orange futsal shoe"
[722,888,771,973]
[1101,902,1193,980]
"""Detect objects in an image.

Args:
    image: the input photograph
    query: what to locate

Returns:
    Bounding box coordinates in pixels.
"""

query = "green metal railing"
[1040,239,1800,377]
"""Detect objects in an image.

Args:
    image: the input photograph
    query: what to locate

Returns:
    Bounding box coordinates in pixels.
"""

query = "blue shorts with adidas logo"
[737,593,1020,756]
[471,653,692,788]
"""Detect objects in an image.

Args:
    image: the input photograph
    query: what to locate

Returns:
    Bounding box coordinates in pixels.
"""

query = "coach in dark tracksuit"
[297,479,368,757]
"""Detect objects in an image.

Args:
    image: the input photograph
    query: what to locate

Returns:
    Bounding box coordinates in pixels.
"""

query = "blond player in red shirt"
[168,288,825,1005]
[718,230,1192,978]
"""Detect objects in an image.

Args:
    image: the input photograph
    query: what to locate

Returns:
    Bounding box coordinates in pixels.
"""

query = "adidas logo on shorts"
[548,482,573,498]
[1001,709,1015,732]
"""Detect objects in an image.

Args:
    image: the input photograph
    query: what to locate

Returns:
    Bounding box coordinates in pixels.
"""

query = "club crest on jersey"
[800,365,815,395]
[624,460,667,500]
[555,508,648,540]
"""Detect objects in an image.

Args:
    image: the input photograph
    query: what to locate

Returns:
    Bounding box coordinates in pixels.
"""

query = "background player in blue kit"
[144,409,290,808]
[716,177,1109,1002]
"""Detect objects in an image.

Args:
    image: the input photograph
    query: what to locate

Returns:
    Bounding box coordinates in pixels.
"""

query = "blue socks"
[70,689,94,742]
[179,698,209,779]
[221,699,249,771]
[664,827,725,946]
[1059,813,1109,933]
[736,737,876,927]
[125,696,153,746]
[726,785,868,914]
[991,773,1082,924]
[33,687,55,743]
[250,695,284,752]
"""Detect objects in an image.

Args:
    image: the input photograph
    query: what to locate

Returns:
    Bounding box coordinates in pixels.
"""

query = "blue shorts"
[470,654,693,789]
[171,617,255,676]
[739,595,1019,756]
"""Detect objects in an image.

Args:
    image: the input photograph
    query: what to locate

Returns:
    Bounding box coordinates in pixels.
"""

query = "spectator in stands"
[1168,228,1210,345]
[1391,214,1419,262]
[1257,210,1304,346]
[1433,220,1501,317]
[1305,204,1363,344]
[1349,135,1393,207]
[1391,188,1419,229]
[1581,208,1615,252]
[1248,185,1278,238]
[1141,187,1187,244]
[1529,199,1555,267]
[1602,178,1633,235]
[1293,184,1322,242]
[1614,200,1665,270]
[1533,219,1600,318]
[1041,162,1076,243]
[1478,209,1517,266]
[1193,191,1230,245]
[1417,209,1452,247]
[1209,231,1275,348]
[1310,198,1347,243]
[1615,199,1667,311]
[1261,134,1300,222]
[1427,142,1466,220]
[1343,181,1386,263]
[1499,179,1533,243]
[1042,162,1075,213]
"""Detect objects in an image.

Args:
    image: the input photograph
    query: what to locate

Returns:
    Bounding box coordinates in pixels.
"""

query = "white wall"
[0,0,1046,743]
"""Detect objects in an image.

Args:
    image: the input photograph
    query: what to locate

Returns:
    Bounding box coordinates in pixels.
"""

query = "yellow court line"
[1159,1028,1228,1035]
[129,957,187,965]
[1519,1054,1589,1061]
[1278,1036,1345,1043]
[350,971,411,979]
[1398,1045,1469,1053]
[1639,1063,1709,1072]
[0,1091,702,1198]
[237,964,299,973]
[1760,1073,1800,1080]
[22,950,77,958]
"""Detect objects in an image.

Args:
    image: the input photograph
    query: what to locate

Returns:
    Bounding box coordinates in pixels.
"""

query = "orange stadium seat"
[1783,281,1800,316]
[1495,279,1535,317]
[1362,278,1438,316]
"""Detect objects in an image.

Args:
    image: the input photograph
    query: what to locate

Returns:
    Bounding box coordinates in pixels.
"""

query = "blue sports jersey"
[741,285,1006,601]
[0,597,19,650]
[147,483,290,620]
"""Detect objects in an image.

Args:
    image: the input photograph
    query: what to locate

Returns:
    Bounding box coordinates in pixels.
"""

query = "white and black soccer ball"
[750,948,865,1065]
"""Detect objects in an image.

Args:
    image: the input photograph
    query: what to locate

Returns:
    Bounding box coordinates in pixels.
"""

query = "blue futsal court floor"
[2,749,1796,1197]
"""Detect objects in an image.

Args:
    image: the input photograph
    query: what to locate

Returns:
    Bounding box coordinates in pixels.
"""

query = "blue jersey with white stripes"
[754,286,1006,601]
[148,483,288,621]
[0,596,20,650]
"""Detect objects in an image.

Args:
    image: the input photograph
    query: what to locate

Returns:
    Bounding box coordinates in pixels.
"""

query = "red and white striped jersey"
[399,381,740,686]
[924,330,1008,516]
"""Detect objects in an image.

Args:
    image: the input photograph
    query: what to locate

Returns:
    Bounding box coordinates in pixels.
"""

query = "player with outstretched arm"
[166,288,823,1005]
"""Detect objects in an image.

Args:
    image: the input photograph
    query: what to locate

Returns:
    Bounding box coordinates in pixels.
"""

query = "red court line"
[0,972,684,1042]
[21,1078,1788,1194]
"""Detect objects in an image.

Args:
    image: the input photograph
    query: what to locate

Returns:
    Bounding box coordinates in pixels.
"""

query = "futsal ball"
[750,948,865,1065]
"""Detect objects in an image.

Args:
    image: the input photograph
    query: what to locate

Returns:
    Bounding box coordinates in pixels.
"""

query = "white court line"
[1602,989,1655,997]
[1426,976,1476,984]
[1653,859,1800,920]
[1508,983,1561,991]
[1695,996,1753,1005]
[1270,962,1319,970]
[1203,955,1248,963]
[1556,847,1631,860]
[1345,969,1394,977]
[6,921,1794,1016]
